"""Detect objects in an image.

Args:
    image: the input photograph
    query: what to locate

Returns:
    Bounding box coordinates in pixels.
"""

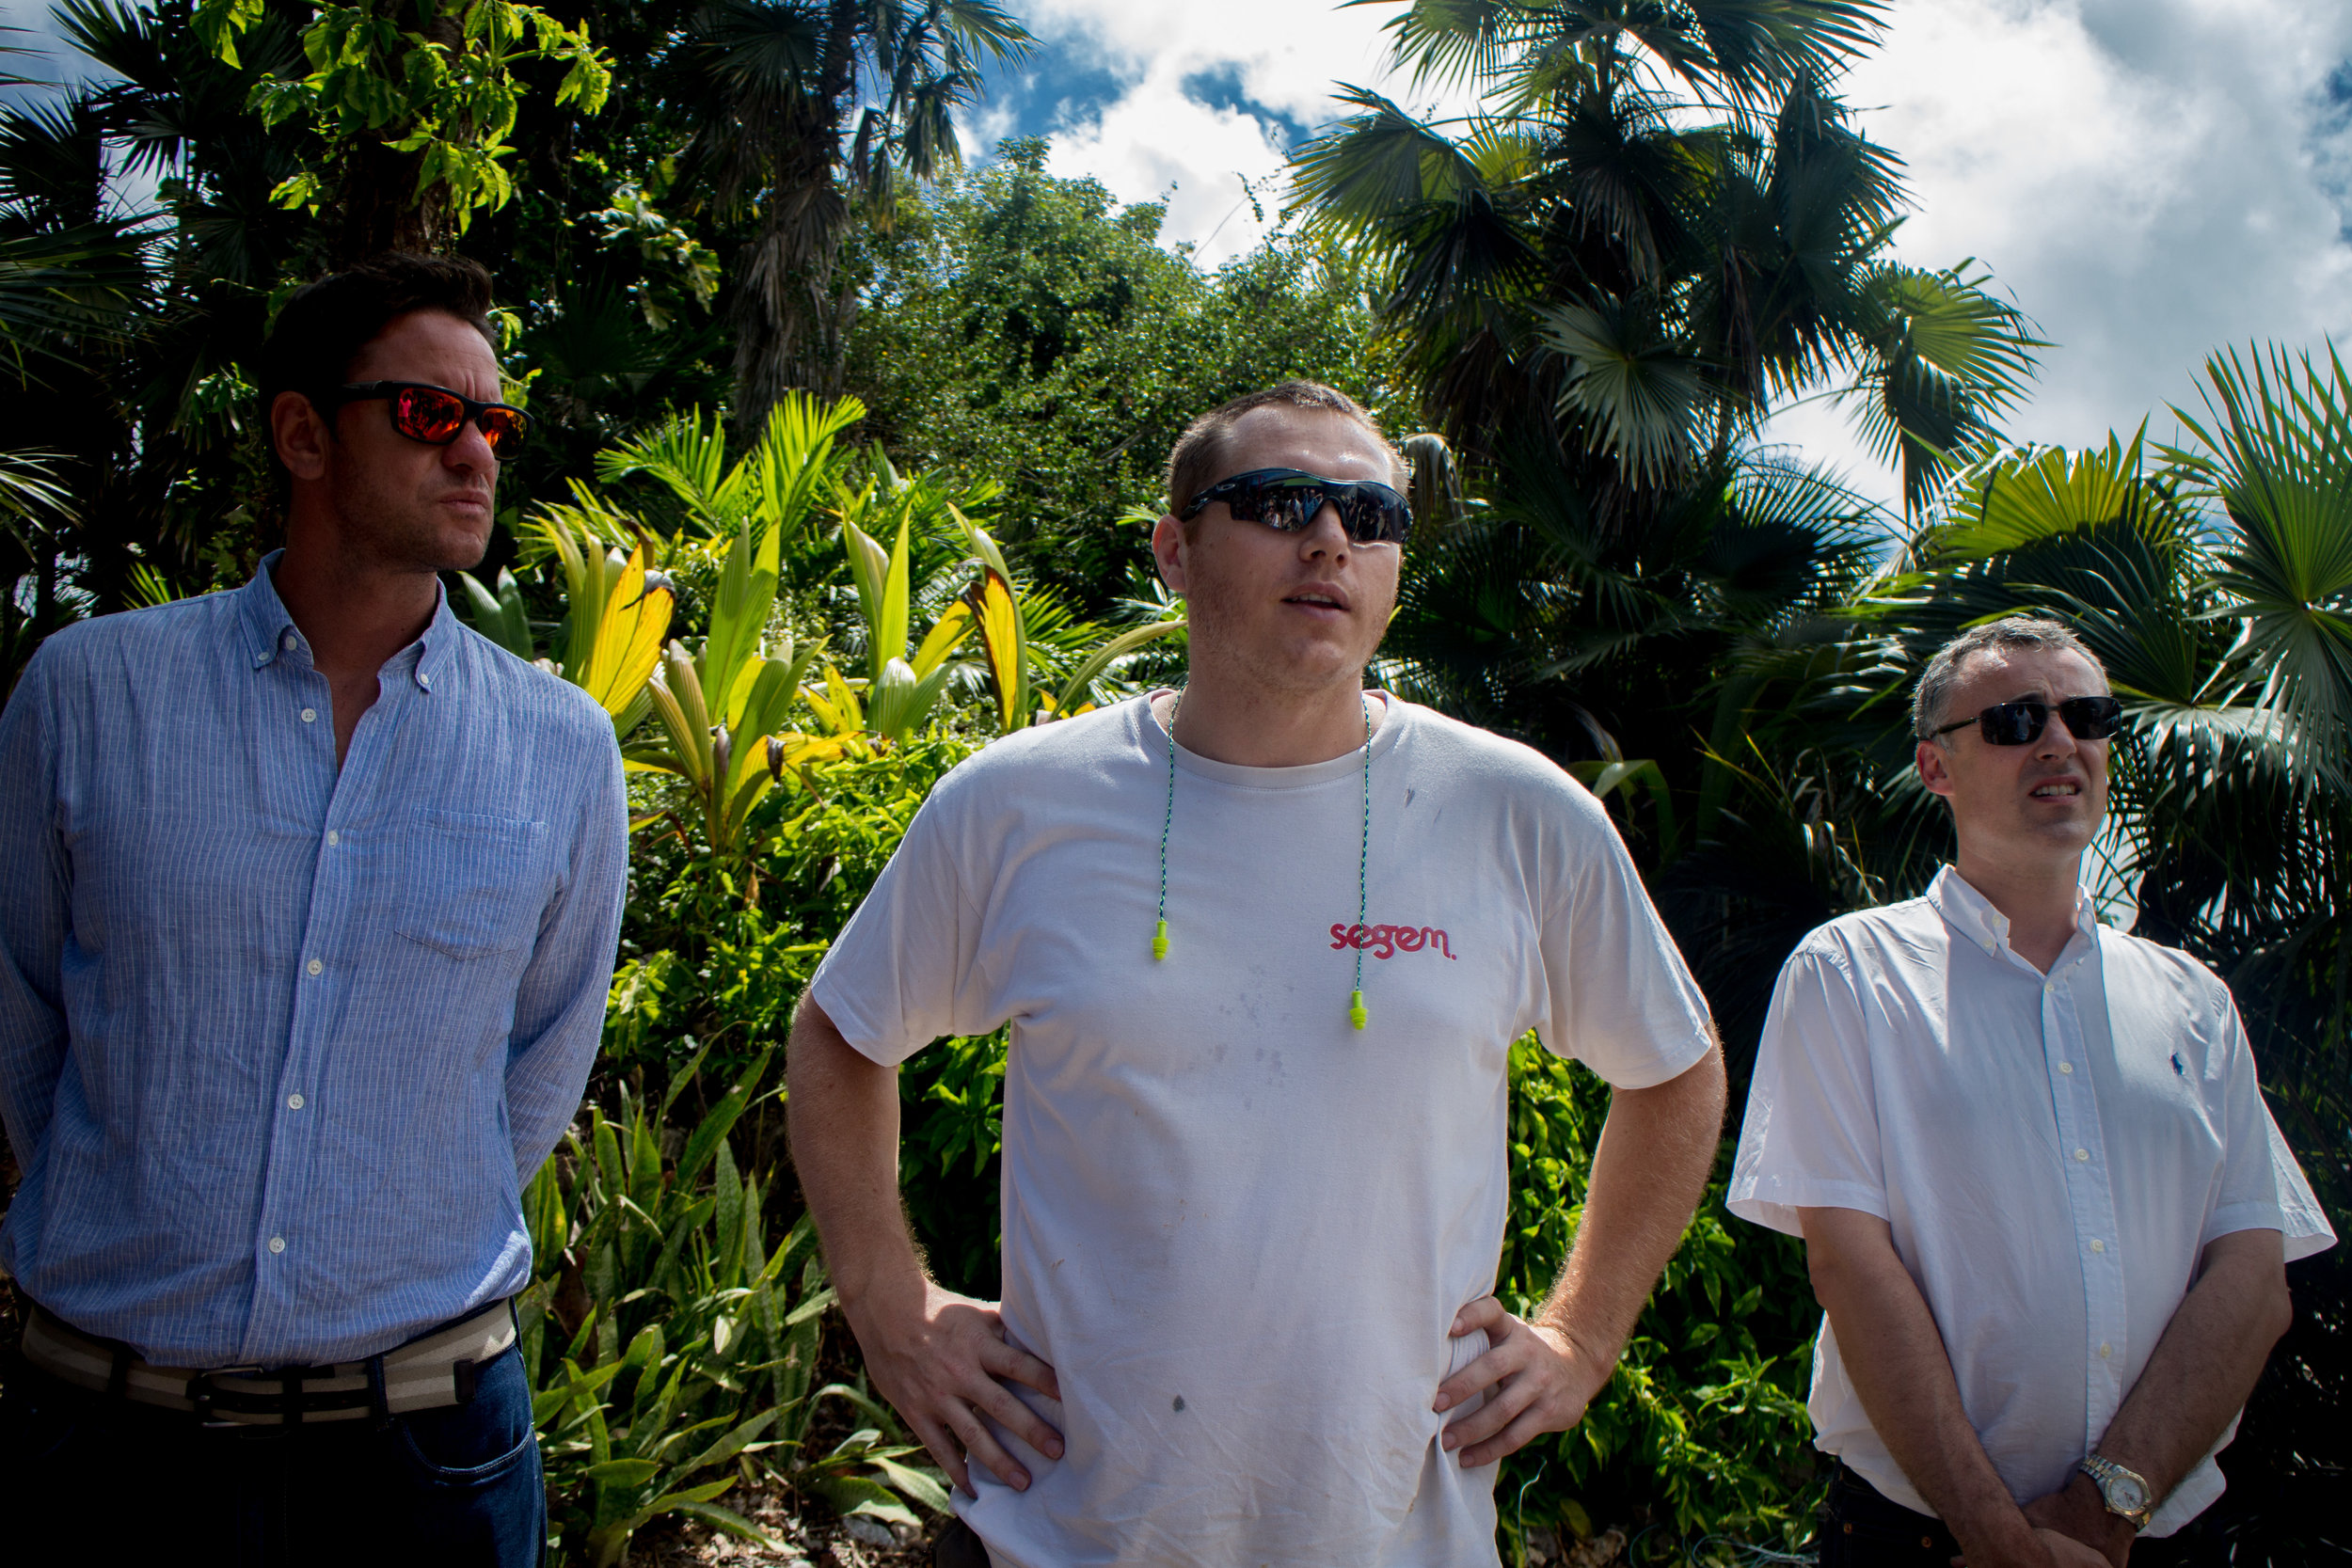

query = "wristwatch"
[2078,1453,2154,1530]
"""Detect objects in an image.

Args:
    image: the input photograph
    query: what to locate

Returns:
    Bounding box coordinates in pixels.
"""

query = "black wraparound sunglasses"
[1930,695,2125,746]
[326,381,532,462]
[1179,467,1410,546]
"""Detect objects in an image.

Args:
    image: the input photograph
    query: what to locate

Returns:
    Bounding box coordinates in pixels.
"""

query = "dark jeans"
[0,1340,544,1567]
[1819,1460,2209,1568]
[934,1514,994,1568]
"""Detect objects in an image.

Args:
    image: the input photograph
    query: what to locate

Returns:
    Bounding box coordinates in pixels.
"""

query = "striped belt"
[18,1298,516,1427]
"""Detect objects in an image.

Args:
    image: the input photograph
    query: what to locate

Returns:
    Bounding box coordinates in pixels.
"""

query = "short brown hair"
[1914,615,2108,739]
[1163,381,1400,522]
[255,252,498,438]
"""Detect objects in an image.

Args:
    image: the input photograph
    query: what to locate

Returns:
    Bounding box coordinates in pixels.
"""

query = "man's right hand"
[849,1279,1064,1497]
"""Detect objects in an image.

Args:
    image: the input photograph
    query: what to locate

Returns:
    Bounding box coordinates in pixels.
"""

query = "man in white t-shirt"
[1729,616,2334,1568]
[787,381,1729,1567]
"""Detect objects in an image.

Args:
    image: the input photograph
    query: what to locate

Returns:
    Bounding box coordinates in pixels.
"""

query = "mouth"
[1282,585,1351,614]
[2028,780,2084,799]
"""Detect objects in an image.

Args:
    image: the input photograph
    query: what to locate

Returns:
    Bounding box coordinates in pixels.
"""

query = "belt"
[17,1298,516,1427]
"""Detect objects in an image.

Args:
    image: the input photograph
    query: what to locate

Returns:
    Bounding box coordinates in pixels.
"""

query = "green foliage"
[1494,1041,1818,1555]
[898,1029,1011,1296]
[845,137,1412,610]
[207,0,612,234]
[521,1051,946,1564]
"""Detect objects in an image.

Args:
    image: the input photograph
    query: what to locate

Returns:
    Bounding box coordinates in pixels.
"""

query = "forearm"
[786,996,927,1315]
[1537,1045,1726,1359]
[505,763,628,1178]
[1801,1207,2039,1561]
[2099,1227,2291,1500]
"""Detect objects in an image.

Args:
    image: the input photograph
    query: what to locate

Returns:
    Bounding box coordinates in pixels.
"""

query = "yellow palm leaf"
[964,567,1027,732]
[579,545,675,718]
[910,601,976,678]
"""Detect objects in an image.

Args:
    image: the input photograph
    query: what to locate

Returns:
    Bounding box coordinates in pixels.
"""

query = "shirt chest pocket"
[395,808,554,961]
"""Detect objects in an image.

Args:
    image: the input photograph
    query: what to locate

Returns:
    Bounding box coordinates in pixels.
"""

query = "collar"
[236,549,457,694]
[1926,864,2100,961]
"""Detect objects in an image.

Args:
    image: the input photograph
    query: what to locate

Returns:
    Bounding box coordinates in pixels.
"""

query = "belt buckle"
[187,1364,264,1428]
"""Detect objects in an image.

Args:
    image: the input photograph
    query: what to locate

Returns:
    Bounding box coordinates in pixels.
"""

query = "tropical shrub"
[1496,1041,1818,1560]
[521,1049,948,1565]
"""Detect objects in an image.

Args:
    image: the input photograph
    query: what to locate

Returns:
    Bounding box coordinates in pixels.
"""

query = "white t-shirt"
[1727,867,2334,1534]
[809,692,1714,1568]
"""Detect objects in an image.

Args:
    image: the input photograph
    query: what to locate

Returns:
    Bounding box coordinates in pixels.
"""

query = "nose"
[2034,707,2081,758]
[442,416,500,475]
[1297,501,1350,559]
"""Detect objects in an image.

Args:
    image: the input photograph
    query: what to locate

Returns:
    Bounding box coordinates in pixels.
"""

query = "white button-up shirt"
[1729,867,2333,1534]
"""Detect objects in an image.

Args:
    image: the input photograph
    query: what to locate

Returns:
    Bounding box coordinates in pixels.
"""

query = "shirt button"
[418,672,432,689]
[300,707,317,723]
[282,633,297,651]
[306,958,323,977]
[267,1236,286,1255]
[2058,1062,2074,1074]
[326,830,340,847]
[287,1093,305,1110]
[2074,1148,2090,1161]
[2090,1239,2106,1253]
[2099,1341,2113,1357]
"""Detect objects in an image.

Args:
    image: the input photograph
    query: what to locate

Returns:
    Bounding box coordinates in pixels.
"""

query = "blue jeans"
[0,1340,545,1567]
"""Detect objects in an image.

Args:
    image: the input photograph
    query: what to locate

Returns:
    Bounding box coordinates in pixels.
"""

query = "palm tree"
[671,0,1031,426]
[0,0,320,683]
[1290,0,2041,517]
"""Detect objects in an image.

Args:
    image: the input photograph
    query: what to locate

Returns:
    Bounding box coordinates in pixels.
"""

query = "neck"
[1951,843,2085,973]
[1162,665,1378,767]
[271,525,442,681]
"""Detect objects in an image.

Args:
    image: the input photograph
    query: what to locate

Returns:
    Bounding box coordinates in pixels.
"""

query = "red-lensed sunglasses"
[327,381,531,462]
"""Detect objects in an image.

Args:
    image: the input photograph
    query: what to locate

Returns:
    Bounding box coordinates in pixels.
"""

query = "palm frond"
[1287,87,1486,243]
[2163,341,2352,772]
[1540,293,1709,487]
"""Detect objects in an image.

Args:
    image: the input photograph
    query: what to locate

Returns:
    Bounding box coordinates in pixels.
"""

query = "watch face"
[2107,1473,2151,1513]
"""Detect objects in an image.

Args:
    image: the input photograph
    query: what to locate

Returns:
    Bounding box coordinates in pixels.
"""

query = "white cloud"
[1771,0,2352,505]
[980,0,1431,265]
[1007,0,2352,509]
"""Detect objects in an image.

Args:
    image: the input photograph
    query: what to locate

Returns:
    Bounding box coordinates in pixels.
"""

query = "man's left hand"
[2021,1476,2133,1568]
[1432,1295,1613,1467]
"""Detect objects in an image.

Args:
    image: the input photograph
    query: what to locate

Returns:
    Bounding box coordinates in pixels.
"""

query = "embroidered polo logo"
[1329,923,1458,960]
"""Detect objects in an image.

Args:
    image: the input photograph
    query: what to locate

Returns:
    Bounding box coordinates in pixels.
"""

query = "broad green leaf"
[675,1048,773,1187]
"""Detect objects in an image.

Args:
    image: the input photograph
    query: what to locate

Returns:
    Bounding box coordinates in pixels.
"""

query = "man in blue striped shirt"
[0,253,628,1565]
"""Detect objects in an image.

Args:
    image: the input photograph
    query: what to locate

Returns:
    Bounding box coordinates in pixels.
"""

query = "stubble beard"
[326,454,491,578]
[1184,561,1391,700]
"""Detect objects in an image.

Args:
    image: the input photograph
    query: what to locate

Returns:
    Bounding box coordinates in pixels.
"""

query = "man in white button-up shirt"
[1729,616,2333,1568]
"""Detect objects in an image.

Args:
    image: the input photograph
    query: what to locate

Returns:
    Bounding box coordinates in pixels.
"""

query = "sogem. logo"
[1328,923,1458,960]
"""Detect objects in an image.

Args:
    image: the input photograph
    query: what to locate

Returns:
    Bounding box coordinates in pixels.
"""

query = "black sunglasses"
[1179,467,1410,546]
[1930,695,2125,746]
[327,381,531,462]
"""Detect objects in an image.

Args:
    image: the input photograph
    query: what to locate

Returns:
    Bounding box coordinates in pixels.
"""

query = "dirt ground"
[627,1496,1638,1568]
[626,1483,939,1568]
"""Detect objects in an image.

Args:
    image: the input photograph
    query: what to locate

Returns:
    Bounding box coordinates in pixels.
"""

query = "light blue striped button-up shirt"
[0,555,628,1368]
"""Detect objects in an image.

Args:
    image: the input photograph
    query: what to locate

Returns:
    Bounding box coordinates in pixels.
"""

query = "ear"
[1151,512,1190,595]
[1915,736,1956,800]
[272,390,333,483]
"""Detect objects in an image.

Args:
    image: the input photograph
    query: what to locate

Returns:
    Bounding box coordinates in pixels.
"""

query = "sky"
[967,0,2352,511]
[7,0,2347,510]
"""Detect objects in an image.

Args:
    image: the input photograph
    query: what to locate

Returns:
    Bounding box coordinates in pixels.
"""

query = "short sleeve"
[2202,988,2336,1262]
[1534,784,1714,1088]
[805,770,997,1066]
[1726,940,1887,1236]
